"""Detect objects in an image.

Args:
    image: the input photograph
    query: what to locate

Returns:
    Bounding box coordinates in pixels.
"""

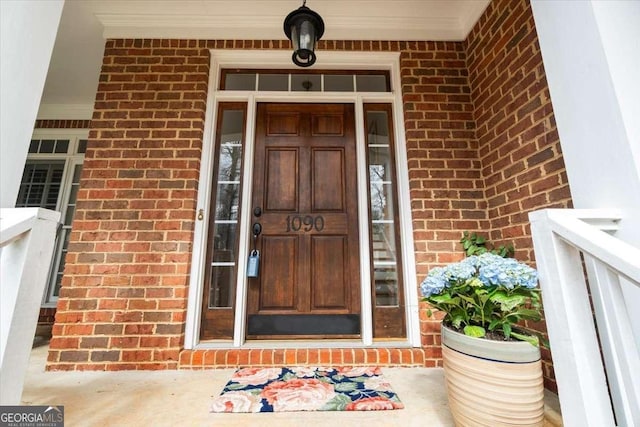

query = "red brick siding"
[35,307,57,338]
[180,348,428,369]
[465,0,572,391]
[400,42,486,357]
[38,308,57,325]
[48,39,210,370]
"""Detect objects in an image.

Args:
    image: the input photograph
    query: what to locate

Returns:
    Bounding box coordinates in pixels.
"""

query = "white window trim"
[184,50,420,349]
[28,129,88,306]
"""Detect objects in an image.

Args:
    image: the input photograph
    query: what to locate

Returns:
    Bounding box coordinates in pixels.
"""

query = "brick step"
[179,347,431,369]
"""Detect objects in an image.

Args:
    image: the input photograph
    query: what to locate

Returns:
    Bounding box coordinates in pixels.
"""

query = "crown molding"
[459,1,491,39]
[209,49,400,69]
[97,13,467,41]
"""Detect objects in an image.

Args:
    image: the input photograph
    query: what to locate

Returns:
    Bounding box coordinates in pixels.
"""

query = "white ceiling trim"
[97,14,468,41]
[37,104,94,120]
[209,49,401,70]
[459,1,492,39]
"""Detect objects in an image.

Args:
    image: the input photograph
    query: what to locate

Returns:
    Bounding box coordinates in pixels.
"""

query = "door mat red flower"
[211,367,404,412]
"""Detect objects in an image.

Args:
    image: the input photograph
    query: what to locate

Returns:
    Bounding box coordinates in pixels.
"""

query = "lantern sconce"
[283,0,325,67]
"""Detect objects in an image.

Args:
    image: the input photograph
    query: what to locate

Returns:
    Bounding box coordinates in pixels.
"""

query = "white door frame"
[184,49,420,349]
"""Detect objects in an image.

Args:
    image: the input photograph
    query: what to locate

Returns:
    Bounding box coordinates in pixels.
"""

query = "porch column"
[0,0,65,208]
[530,0,640,343]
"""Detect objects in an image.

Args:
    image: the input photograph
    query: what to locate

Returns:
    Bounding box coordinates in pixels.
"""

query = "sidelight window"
[201,103,247,340]
[207,106,246,309]
[364,104,406,338]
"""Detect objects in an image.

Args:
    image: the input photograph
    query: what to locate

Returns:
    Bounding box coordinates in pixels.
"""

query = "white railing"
[529,209,640,427]
[0,208,60,405]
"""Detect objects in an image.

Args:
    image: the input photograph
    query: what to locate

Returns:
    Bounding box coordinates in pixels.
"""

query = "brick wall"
[36,308,56,339]
[48,39,209,370]
[466,0,572,391]
[400,42,486,360]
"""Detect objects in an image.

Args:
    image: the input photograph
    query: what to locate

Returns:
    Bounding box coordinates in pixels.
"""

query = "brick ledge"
[179,347,442,369]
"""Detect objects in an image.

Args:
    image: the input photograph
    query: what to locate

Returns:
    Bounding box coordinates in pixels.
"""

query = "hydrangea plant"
[420,252,542,346]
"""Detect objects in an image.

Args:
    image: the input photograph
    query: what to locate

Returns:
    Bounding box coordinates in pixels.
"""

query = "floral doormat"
[210,367,404,413]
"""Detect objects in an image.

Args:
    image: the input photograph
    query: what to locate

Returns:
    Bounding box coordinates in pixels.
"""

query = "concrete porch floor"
[21,341,562,426]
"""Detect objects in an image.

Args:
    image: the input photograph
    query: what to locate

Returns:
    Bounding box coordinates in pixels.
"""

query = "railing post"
[584,256,640,425]
[529,209,616,426]
[1,208,60,405]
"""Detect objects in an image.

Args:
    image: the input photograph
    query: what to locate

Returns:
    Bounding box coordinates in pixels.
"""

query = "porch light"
[283,0,324,67]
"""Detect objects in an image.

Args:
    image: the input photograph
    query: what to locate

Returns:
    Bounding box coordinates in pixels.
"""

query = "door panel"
[267,113,300,136]
[260,236,297,310]
[310,235,348,310]
[265,149,298,211]
[312,149,345,211]
[247,103,360,338]
[311,114,344,136]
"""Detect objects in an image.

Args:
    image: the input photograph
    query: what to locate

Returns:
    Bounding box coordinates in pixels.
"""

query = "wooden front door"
[247,103,361,338]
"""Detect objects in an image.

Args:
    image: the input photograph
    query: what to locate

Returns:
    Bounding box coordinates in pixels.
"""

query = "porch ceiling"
[40,0,489,113]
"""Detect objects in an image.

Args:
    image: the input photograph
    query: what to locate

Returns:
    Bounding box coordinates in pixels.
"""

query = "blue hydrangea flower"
[420,252,538,297]
[476,253,538,289]
[443,261,476,283]
[420,267,447,297]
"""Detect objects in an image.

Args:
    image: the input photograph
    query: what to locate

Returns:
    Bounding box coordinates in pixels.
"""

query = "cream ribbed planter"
[441,324,544,427]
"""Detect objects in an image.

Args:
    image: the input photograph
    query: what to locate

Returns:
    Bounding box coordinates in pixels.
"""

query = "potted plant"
[421,236,545,426]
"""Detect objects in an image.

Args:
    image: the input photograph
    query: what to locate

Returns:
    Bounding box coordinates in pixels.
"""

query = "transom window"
[221,70,390,92]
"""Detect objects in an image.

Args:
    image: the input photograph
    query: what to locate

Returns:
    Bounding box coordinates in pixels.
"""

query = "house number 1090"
[285,215,325,232]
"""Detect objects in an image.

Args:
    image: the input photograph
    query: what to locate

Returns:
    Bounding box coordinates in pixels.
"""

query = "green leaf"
[450,314,465,329]
[502,322,512,338]
[463,325,486,338]
[458,295,477,305]
[476,235,486,244]
[426,309,433,317]
[430,293,454,304]
[473,285,488,294]
[490,293,526,312]
[511,331,540,347]
[512,309,542,321]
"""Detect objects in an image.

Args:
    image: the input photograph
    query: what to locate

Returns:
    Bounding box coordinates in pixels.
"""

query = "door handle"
[253,207,262,217]
[252,222,262,238]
